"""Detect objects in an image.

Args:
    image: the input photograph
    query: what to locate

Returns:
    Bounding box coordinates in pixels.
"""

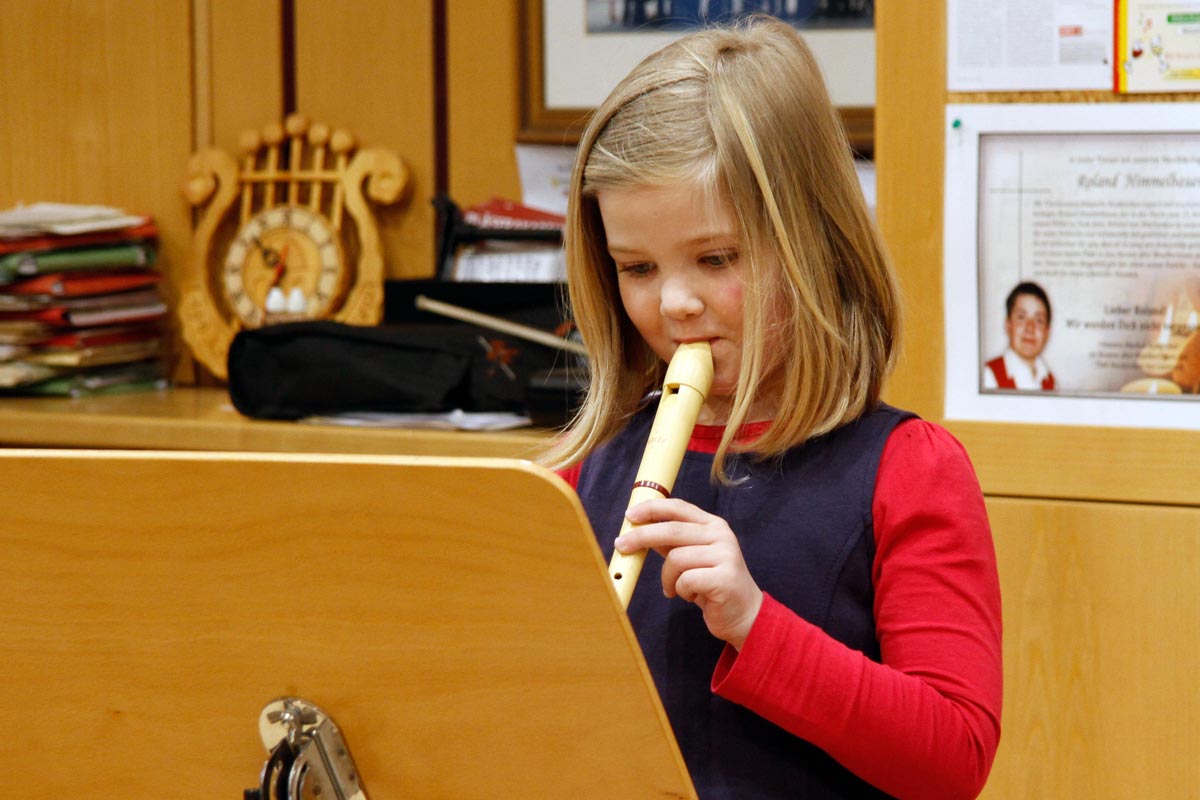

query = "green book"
[0,241,157,284]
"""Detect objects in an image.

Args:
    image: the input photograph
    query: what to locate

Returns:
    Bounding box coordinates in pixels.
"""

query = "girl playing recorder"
[546,16,1001,800]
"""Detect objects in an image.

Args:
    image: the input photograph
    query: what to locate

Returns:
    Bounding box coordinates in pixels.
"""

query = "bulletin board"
[875,4,1200,508]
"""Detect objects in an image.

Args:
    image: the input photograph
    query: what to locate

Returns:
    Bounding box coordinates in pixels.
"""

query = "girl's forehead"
[596,182,737,241]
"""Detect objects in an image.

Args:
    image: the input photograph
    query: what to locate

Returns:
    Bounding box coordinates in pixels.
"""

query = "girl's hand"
[616,498,763,650]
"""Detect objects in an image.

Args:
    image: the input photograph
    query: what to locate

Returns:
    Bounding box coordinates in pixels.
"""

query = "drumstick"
[609,341,713,609]
[414,294,588,356]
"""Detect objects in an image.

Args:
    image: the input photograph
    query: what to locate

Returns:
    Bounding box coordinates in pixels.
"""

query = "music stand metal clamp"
[244,697,368,800]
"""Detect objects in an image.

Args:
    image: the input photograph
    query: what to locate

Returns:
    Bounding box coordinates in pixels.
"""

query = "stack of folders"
[450,197,566,282]
[0,203,168,397]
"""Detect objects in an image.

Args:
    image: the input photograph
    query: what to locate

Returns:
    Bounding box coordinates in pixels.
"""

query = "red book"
[462,197,565,230]
[3,270,160,298]
[42,323,162,348]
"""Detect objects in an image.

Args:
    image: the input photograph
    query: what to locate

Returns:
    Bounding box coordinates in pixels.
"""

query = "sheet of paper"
[516,144,574,216]
[944,103,1200,429]
[301,409,532,431]
[0,202,146,239]
[855,159,877,215]
[947,0,1113,90]
[452,241,565,283]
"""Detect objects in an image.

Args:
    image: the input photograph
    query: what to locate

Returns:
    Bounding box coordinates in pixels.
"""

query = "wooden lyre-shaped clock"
[180,114,408,378]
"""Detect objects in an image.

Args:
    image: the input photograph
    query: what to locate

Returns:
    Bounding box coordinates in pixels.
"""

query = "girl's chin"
[703,381,740,411]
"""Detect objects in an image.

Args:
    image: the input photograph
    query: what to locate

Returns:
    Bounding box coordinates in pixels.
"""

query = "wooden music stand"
[0,449,696,799]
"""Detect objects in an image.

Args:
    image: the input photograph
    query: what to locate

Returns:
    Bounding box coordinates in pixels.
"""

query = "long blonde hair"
[544,15,900,480]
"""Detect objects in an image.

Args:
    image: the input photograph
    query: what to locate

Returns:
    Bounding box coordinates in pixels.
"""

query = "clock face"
[222,205,344,327]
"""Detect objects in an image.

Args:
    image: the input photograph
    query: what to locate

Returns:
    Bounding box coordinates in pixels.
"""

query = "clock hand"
[252,236,281,269]
[270,241,290,288]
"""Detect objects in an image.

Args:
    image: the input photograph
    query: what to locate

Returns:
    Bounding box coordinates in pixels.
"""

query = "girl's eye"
[617,262,654,277]
[700,250,738,268]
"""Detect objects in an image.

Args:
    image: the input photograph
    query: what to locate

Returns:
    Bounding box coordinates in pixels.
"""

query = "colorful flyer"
[1116,0,1200,92]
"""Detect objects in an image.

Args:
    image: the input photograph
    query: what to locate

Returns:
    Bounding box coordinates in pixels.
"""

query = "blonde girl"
[549,16,1001,800]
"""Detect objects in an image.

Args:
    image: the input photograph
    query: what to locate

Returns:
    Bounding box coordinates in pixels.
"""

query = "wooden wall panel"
[984,498,1200,798]
[447,0,523,208]
[874,1,946,421]
[0,0,193,312]
[205,0,284,153]
[948,419,1200,507]
[292,0,436,279]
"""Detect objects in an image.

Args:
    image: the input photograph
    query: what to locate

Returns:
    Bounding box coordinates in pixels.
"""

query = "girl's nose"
[660,274,704,319]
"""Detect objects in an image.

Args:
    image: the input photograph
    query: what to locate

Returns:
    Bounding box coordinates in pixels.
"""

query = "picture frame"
[518,0,875,157]
[942,103,1200,431]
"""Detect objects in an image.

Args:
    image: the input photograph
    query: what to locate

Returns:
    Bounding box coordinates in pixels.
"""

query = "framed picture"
[518,0,876,156]
[943,102,1200,430]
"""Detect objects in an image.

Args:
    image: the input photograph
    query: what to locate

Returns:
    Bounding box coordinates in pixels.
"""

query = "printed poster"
[944,103,1200,429]
[947,0,1113,91]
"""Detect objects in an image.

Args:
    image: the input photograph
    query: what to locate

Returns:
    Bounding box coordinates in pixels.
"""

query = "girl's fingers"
[616,520,712,554]
[612,506,763,646]
[624,497,710,525]
[616,498,721,554]
[658,543,715,596]
[674,566,721,604]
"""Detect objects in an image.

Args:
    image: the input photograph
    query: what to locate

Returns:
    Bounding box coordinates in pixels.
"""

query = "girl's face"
[597,181,768,425]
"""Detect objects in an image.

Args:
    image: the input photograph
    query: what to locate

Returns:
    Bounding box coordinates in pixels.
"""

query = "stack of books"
[0,203,168,396]
[436,196,565,283]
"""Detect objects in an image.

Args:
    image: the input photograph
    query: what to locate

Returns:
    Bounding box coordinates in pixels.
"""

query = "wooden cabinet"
[985,498,1200,797]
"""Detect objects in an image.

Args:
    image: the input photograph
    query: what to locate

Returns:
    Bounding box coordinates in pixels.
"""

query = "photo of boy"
[984,281,1056,391]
